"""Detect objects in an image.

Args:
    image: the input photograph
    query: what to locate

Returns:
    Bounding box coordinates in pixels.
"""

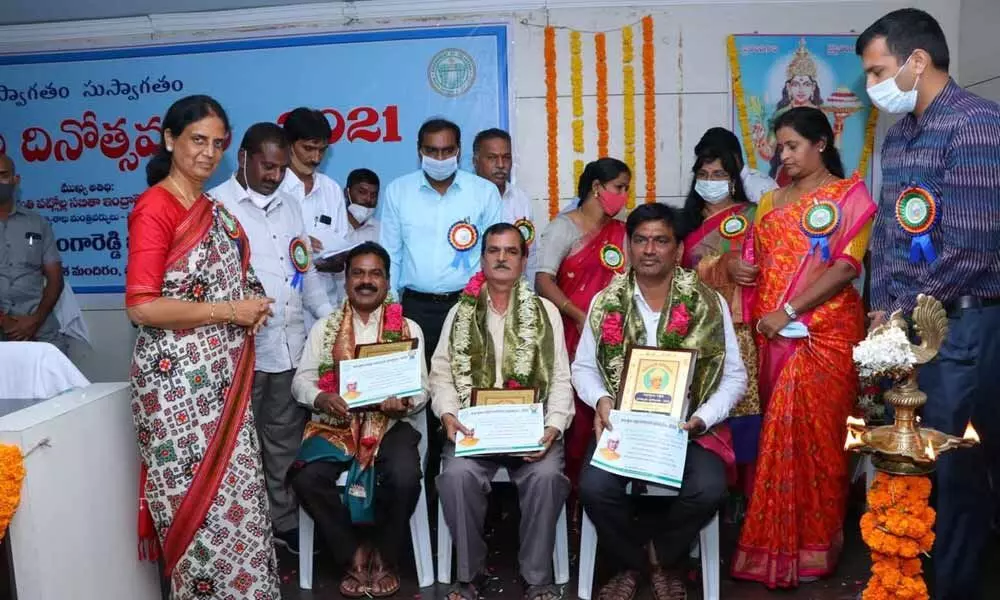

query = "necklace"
[167,174,196,207]
[777,171,833,208]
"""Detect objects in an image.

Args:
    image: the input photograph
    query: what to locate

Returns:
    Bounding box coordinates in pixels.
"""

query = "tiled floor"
[278,481,1000,600]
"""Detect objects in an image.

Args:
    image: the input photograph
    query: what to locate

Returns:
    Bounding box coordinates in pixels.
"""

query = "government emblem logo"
[428,48,477,97]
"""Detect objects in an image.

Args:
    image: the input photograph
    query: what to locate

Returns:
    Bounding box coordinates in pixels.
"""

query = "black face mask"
[0,183,14,203]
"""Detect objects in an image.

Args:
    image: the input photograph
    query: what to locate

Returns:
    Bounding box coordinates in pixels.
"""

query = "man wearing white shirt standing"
[695,127,777,203]
[209,122,334,553]
[279,107,352,308]
[329,168,382,306]
[472,128,539,288]
[572,203,747,600]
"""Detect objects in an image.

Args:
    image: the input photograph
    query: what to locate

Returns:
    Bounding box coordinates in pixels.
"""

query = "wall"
[0,0,961,382]
[958,0,1000,103]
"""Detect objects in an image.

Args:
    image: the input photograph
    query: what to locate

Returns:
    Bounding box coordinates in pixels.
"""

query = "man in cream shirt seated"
[209,122,334,553]
[572,203,747,600]
[289,242,428,598]
[430,223,574,600]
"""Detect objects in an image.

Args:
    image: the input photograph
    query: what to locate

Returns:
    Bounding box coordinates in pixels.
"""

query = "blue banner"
[0,25,509,293]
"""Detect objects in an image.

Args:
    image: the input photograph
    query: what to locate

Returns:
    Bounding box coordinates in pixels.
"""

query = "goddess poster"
[727,35,878,186]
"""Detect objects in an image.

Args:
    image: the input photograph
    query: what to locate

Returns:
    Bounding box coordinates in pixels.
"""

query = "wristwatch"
[783,302,798,320]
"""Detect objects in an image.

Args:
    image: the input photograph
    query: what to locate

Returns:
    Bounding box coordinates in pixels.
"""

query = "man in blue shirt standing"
[858,9,1000,599]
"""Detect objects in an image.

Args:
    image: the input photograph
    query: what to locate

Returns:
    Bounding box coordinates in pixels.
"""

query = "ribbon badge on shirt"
[448,219,479,269]
[800,200,841,261]
[599,243,625,272]
[895,185,940,264]
[289,238,310,291]
[218,206,241,239]
[719,214,749,253]
[514,217,536,246]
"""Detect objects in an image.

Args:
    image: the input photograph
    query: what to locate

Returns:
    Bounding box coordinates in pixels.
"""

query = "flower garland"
[622,25,637,209]
[858,106,880,179]
[641,16,657,203]
[0,444,26,541]
[570,31,585,155]
[727,35,757,170]
[545,25,560,221]
[860,471,935,600]
[573,159,585,195]
[451,272,540,404]
[595,32,610,158]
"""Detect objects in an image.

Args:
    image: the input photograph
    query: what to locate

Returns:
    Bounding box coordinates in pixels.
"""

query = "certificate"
[338,349,422,408]
[454,404,545,457]
[590,409,688,488]
[617,347,697,419]
[471,388,537,406]
[355,339,418,358]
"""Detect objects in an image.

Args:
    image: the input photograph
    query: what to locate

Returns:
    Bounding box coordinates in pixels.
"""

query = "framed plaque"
[470,388,538,406]
[616,346,698,420]
[354,338,418,359]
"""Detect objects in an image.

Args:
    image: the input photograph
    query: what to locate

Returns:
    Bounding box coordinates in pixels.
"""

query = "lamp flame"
[844,428,864,451]
[924,439,937,461]
[963,422,981,443]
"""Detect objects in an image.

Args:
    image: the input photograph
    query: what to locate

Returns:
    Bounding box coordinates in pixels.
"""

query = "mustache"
[354,284,378,293]
[492,261,511,270]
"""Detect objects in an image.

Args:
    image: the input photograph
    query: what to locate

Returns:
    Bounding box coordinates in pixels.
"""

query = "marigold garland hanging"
[544,25,559,220]
[622,25,637,209]
[858,106,880,179]
[727,34,757,171]
[641,16,657,203]
[573,159,585,195]
[570,31,585,154]
[0,444,26,541]
[595,32,610,158]
[860,471,934,600]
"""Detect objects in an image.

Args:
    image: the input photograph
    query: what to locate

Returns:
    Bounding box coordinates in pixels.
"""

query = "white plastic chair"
[577,483,720,600]
[298,412,435,589]
[436,465,570,585]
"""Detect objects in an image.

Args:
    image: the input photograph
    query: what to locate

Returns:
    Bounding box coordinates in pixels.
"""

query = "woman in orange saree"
[126,96,278,599]
[680,139,761,504]
[536,158,630,491]
[730,107,875,589]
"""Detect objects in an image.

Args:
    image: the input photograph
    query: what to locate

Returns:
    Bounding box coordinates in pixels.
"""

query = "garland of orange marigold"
[0,444,26,541]
[622,25,637,209]
[860,471,935,600]
[727,34,757,170]
[595,32,609,158]
[858,106,880,179]
[545,25,559,220]
[641,16,656,203]
[570,31,584,154]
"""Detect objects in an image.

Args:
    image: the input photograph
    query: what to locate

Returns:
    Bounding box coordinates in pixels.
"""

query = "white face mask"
[694,179,731,204]
[422,155,459,182]
[866,56,920,115]
[241,152,279,210]
[346,192,374,225]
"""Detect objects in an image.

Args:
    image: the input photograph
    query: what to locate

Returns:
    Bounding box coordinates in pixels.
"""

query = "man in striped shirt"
[858,9,1000,600]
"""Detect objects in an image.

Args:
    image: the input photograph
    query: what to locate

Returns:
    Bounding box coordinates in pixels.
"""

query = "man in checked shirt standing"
[858,9,1000,600]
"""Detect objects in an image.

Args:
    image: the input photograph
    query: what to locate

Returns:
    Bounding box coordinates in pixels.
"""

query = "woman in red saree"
[536,157,630,492]
[730,107,875,589]
[126,96,278,599]
[680,138,761,506]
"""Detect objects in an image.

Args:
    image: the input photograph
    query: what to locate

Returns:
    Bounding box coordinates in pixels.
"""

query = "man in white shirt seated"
[472,128,539,288]
[289,242,428,598]
[695,127,776,203]
[279,107,353,309]
[209,122,334,553]
[430,224,574,600]
[572,203,747,600]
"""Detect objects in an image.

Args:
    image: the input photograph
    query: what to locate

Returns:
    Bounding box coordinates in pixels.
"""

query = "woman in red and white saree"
[536,158,630,493]
[126,96,279,599]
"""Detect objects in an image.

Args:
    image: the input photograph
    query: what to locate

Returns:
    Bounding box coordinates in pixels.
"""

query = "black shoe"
[273,528,303,555]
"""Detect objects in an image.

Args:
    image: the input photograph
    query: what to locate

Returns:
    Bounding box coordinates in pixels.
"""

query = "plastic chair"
[577,483,720,600]
[298,412,435,589]
[436,464,570,585]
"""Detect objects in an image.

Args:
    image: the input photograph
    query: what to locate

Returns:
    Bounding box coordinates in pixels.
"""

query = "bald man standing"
[0,153,66,353]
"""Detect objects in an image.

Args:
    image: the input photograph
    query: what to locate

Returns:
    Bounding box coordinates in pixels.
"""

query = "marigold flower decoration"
[622,25,637,209]
[860,471,934,600]
[0,444,26,541]
[545,25,560,220]
[595,32,610,158]
[570,31,585,154]
[641,15,657,203]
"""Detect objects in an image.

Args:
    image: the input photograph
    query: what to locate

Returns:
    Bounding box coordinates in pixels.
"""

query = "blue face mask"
[422,154,458,182]
[778,321,810,339]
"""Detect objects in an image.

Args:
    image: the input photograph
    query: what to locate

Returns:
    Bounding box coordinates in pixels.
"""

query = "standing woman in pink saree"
[731,107,875,589]
[126,95,279,599]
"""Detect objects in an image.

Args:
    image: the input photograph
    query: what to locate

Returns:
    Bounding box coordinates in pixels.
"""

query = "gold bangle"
[228,301,237,324]
[209,303,217,323]
[560,299,572,312]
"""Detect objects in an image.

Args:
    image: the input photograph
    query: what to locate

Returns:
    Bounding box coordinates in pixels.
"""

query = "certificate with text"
[454,404,545,457]
[590,410,688,488]
[338,349,422,408]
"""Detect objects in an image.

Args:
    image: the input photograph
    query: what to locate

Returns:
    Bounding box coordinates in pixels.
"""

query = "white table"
[0,383,160,600]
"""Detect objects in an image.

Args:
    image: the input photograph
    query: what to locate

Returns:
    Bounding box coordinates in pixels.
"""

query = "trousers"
[251,369,307,533]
